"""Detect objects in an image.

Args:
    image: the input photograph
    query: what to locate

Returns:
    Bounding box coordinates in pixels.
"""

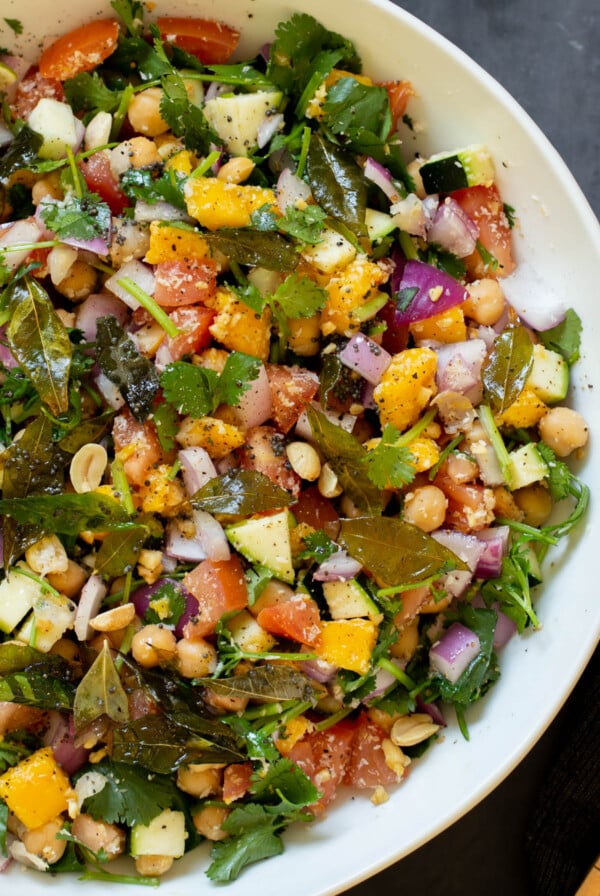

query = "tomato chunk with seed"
[237,426,301,497]
[288,719,356,814]
[153,258,219,308]
[157,17,240,64]
[257,594,322,646]
[452,185,516,279]
[293,485,340,540]
[38,19,120,81]
[343,712,402,789]
[223,762,253,805]
[112,410,162,488]
[80,151,130,216]
[167,306,215,360]
[266,364,319,434]
[183,557,248,638]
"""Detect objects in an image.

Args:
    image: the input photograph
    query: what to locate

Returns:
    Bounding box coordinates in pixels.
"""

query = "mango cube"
[0,747,72,829]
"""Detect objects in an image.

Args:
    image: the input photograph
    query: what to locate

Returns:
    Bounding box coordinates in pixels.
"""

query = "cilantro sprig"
[160,352,261,418]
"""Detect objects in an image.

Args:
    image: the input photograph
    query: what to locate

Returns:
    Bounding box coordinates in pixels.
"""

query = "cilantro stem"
[11,565,62,598]
[313,706,354,732]
[111,457,136,516]
[398,230,419,260]
[117,276,179,338]
[428,432,464,481]
[395,406,438,447]
[111,84,134,142]
[81,870,160,887]
[477,404,512,487]
[295,126,312,180]
[377,656,415,690]
[188,149,223,180]
[259,700,314,737]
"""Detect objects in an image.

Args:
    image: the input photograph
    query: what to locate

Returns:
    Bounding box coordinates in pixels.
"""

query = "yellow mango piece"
[138,464,187,515]
[274,715,312,756]
[176,415,245,459]
[497,388,548,428]
[374,347,438,432]
[0,747,72,829]
[144,221,210,264]
[209,287,272,361]
[409,305,467,344]
[165,148,196,175]
[322,257,388,336]
[184,177,277,230]
[316,618,378,675]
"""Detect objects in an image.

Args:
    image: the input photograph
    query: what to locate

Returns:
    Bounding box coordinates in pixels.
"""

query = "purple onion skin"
[45,713,89,775]
[130,577,199,638]
[394,259,468,327]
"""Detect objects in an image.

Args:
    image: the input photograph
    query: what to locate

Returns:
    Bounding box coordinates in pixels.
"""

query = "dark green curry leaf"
[95,315,160,422]
[306,405,384,514]
[481,325,533,415]
[0,126,43,184]
[73,642,130,734]
[202,229,299,271]
[191,469,294,516]
[6,276,72,416]
[0,671,75,710]
[338,516,468,588]
[0,641,72,676]
[0,492,133,536]
[305,133,367,237]
[94,522,154,578]
[57,411,115,455]
[538,308,582,366]
[199,664,324,704]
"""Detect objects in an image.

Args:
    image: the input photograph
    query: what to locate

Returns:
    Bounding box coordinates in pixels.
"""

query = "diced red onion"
[43,711,89,775]
[434,339,487,404]
[473,526,510,578]
[390,245,407,295]
[0,217,44,271]
[502,261,567,331]
[276,167,312,213]
[75,292,130,342]
[390,193,426,237]
[472,594,517,648]
[133,199,190,223]
[74,574,107,641]
[299,657,337,683]
[363,156,402,203]
[393,259,468,326]
[94,371,125,410]
[437,569,473,599]
[153,340,174,373]
[105,259,155,309]
[362,663,399,701]
[361,379,377,410]
[0,854,11,872]
[431,529,486,572]
[166,510,230,563]
[178,447,218,496]
[130,577,199,638]
[0,326,17,370]
[313,550,362,582]
[204,81,228,102]
[426,197,479,258]
[338,333,392,385]
[229,362,273,429]
[257,112,284,149]
[430,622,481,683]
[476,325,497,349]
[416,695,446,727]
[422,194,440,228]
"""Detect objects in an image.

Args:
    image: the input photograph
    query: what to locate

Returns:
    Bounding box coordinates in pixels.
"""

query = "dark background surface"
[346,2,599,895]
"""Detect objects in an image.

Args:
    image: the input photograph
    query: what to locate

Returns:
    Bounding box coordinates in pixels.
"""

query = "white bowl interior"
[3,0,600,894]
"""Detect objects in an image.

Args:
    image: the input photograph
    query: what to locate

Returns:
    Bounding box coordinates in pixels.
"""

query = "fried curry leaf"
[338,516,468,588]
[0,126,43,184]
[305,133,367,237]
[73,642,130,734]
[202,229,299,271]
[5,276,72,416]
[199,664,324,704]
[481,325,533,414]
[0,670,75,710]
[0,492,133,536]
[95,315,160,422]
[191,469,294,516]
[94,521,154,577]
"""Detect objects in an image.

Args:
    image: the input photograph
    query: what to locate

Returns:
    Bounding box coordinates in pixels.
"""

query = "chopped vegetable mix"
[0,0,590,885]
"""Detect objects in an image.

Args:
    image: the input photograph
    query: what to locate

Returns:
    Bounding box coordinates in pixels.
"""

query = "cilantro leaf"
[64,72,123,118]
[160,352,260,417]
[120,165,188,210]
[364,424,417,489]
[160,71,215,154]
[277,204,327,244]
[79,760,181,827]
[142,579,188,627]
[271,273,328,319]
[538,308,582,366]
[3,18,22,35]
[323,77,392,145]
[39,194,111,244]
[297,529,337,562]
[207,807,284,882]
[110,0,145,36]
[214,352,262,407]
[153,399,179,452]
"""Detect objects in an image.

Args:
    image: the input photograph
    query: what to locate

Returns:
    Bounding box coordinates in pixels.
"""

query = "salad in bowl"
[0,0,595,891]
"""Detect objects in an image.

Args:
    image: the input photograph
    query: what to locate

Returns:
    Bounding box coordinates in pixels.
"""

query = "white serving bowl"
[4,0,600,894]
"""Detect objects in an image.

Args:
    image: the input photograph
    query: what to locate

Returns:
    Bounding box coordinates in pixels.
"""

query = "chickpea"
[176,636,218,678]
[110,137,161,177]
[131,624,177,668]
[21,817,67,865]
[127,87,170,137]
[403,485,448,532]
[50,637,82,663]
[538,407,589,457]
[513,483,553,527]
[71,813,126,859]
[55,259,98,301]
[463,278,506,326]
[135,855,174,877]
[31,170,63,205]
[445,452,478,484]
[177,764,224,798]
[192,805,230,841]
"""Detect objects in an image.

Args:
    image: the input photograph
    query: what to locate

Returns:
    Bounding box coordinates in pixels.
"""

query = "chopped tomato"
[434,464,495,532]
[10,68,64,120]
[288,719,356,814]
[380,79,416,134]
[266,364,319,434]
[157,17,240,64]
[38,19,120,81]
[257,594,322,646]
[112,409,162,487]
[452,185,516,279]
[153,258,219,308]
[79,151,130,216]
[166,305,215,360]
[183,556,248,639]
[292,485,340,540]
[237,426,301,498]
[222,762,253,805]
[343,712,402,789]
[379,300,410,355]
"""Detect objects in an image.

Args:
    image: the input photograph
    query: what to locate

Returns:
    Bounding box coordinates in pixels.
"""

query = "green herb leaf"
[271,273,328,319]
[207,807,285,882]
[94,522,153,578]
[64,72,123,118]
[323,77,391,144]
[277,205,328,244]
[433,606,499,710]
[3,17,23,34]
[79,760,180,827]
[160,352,260,417]
[0,492,133,536]
[120,165,187,210]
[0,126,43,185]
[40,194,111,244]
[192,469,294,516]
[74,642,130,734]
[481,325,533,414]
[201,664,323,704]
[110,0,145,36]
[160,71,215,155]
[0,670,75,710]
[305,133,367,237]
[538,308,582,366]
[6,276,72,416]
[339,516,468,588]
[364,424,417,489]
[96,316,160,422]
[202,229,298,271]
[152,399,179,452]
[142,579,187,627]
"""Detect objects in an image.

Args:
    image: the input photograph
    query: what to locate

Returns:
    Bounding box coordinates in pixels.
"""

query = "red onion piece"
[338,333,392,385]
[295,402,356,440]
[276,167,312,213]
[416,695,446,727]
[431,529,486,572]
[0,217,44,271]
[313,550,362,583]
[0,326,17,369]
[363,156,402,203]
[472,594,518,648]
[299,657,338,683]
[390,245,407,295]
[204,81,228,102]
[130,577,199,638]
[430,622,481,683]
[166,510,230,564]
[94,371,125,410]
[437,569,474,599]
[43,712,89,775]
[474,525,510,578]
[229,362,273,429]
[502,261,567,332]
[105,259,155,309]
[434,338,487,404]
[75,292,130,342]
[257,112,284,149]
[37,197,109,256]
[0,855,11,872]
[426,197,479,258]
[390,193,426,237]
[393,259,468,326]
[361,379,377,411]
[178,447,218,497]
[74,574,107,641]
